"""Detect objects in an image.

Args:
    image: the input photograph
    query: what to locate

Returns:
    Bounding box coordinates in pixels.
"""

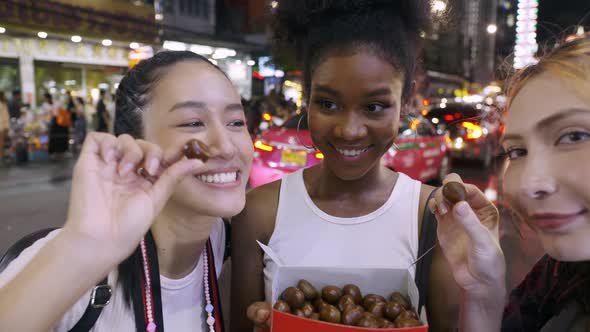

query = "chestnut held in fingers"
[273,300,291,313]
[281,287,305,310]
[298,279,319,301]
[321,286,342,305]
[183,138,210,162]
[341,307,364,326]
[319,305,341,324]
[342,284,363,304]
[442,181,467,205]
[362,294,385,310]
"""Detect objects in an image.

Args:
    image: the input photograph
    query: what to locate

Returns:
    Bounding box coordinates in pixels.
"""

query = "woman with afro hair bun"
[231,1,502,331]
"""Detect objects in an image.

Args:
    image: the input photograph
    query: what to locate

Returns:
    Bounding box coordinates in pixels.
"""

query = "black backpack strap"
[223,218,231,262]
[415,188,439,315]
[0,227,110,332]
[67,277,111,332]
[0,227,60,273]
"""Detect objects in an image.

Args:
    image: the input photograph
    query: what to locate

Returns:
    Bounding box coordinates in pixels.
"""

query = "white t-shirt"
[0,220,226,332]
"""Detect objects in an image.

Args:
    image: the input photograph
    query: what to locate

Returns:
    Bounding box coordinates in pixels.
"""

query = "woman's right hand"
[247,302,272,332]
[63,132,205,266]
[430,174,506,331]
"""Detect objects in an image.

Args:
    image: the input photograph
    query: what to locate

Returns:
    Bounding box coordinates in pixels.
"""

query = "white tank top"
[263,170,422,301]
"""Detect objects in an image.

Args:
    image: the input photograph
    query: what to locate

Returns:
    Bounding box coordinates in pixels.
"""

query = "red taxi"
[250,114,451,188]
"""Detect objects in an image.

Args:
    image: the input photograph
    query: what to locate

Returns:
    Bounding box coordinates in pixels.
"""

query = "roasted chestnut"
[341,307,364,326]
[376,317,395,328]
[389,292,411,309]
[273,300,291,313]
[356,315,379,328]
[292,309,306,318]
[310,313,320,320]
[342,284,363,304]
[321,286,342,305]
[442,181,467,205]
[319,304,341,324]
[338,294,356,312]
[298,279,319,301]
[183,139,210,162]
[384,301,404,321]
[362,294,386,310]
[301,302,314,318]
[281,287,305,310]
[314,298,328,312]
[397,309,419,321]
[395,318,422,328]
[367,301,386,318]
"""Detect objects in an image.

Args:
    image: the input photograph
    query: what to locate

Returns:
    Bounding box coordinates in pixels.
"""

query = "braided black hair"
[270,0,433,103]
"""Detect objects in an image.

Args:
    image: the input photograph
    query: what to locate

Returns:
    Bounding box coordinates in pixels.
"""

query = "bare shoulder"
[232,180,281,244]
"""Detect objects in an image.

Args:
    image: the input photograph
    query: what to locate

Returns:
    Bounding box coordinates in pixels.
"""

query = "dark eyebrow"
[364,88,392,98]
[312,85,341,98]
[168,101,206,113]
[536,108,590,131]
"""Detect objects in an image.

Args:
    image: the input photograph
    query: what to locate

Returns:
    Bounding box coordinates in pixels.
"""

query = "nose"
[519,154,558,200]
[204,121,235,160]
[333,110,368,141]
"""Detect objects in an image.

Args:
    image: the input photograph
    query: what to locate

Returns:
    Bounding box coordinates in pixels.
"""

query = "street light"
[487,24,498,34]
[37,31,48,39]
[102,39,112,46]
[432,0,446,13]
[71,35,82,43]
[271,1,278,9]
[0,27,5,34]
[129,42,140,49]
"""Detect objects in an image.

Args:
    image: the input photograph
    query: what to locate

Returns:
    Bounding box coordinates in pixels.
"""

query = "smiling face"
[502,71,590,261]
[142,60,253,218]
[307,49,404,181]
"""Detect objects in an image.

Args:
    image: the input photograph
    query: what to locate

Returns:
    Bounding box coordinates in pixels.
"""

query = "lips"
[530,209,588,231]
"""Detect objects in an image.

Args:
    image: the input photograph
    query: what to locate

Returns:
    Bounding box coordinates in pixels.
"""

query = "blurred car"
[423,103,501,167]
[250,113,451,188]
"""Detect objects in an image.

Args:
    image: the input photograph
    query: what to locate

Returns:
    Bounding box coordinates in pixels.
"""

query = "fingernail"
[148,159,159,175]
[438,202,449,215]
[455,201,469,217]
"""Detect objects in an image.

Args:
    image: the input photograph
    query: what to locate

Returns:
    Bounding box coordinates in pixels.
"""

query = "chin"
[542,236,590,262]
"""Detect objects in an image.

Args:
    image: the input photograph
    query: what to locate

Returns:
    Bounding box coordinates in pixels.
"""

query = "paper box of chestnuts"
[270,266,428,331]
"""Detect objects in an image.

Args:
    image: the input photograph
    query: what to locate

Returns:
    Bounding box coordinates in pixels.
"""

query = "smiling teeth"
[196,172,237,184]
[336,148,367,157]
